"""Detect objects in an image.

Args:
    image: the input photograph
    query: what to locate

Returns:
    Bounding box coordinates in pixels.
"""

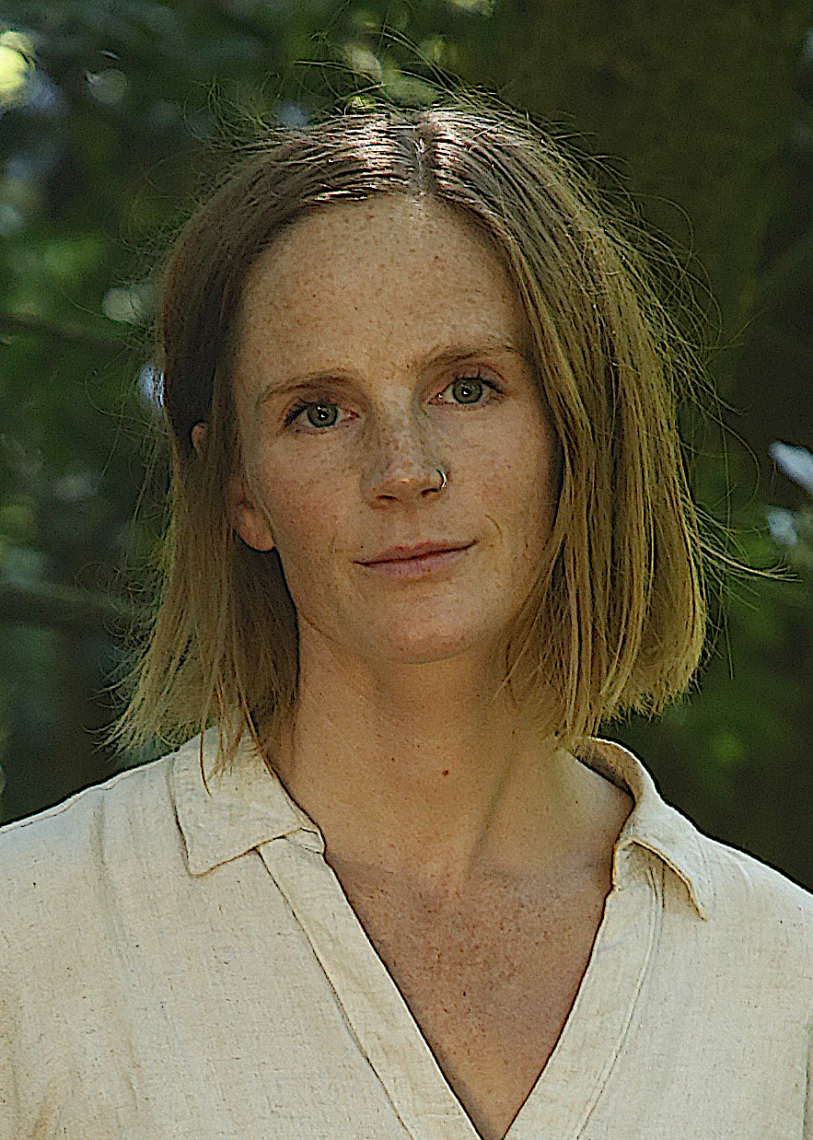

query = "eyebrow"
[254,338,534,411]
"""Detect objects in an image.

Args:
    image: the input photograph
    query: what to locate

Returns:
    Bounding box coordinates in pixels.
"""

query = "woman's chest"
[335,868,611,1140]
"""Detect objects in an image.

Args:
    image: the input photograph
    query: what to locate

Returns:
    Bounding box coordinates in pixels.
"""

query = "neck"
[268,637,601,894]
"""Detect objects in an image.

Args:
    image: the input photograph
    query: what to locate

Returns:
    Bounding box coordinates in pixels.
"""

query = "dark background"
[0,1,812,887]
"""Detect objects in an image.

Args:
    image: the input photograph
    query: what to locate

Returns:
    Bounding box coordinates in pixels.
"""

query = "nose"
[362,414,445,505]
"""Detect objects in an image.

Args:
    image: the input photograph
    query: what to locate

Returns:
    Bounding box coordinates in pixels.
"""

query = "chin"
[360,622,498,664]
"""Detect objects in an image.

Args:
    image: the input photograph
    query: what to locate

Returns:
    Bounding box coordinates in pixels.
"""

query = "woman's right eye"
[283,399,342,430]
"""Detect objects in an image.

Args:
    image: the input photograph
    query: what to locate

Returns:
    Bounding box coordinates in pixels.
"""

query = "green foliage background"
[0,0,811,886]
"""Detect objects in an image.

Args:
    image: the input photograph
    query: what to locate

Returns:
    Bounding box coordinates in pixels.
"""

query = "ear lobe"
[191,422,207,457]
[193,421,275,552]
[227,475,276,552]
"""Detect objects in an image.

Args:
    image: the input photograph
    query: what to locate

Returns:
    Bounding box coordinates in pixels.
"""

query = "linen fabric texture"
[0,727,812,1139]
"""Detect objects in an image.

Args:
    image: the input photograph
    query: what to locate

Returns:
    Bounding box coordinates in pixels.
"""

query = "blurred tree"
[0,0,811,889]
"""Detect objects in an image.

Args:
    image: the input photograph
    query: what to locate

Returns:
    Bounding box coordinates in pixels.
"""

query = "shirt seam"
[576,860,663,1135]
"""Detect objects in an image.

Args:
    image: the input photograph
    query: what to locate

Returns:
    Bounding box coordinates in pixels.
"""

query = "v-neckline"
[258,834,661,1140]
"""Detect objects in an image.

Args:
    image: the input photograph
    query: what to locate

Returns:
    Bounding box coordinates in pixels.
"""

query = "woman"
[1,95,811,1140]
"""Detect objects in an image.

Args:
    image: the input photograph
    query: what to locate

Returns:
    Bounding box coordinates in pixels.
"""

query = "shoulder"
[0,752,183,948]
[590,735,813,973]
[686,826,813,985]
[702,828,813,926]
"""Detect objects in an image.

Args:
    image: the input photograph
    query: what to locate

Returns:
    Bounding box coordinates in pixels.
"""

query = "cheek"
[253,458,346,568]
[478,426,557,534]
[526,420,561,523]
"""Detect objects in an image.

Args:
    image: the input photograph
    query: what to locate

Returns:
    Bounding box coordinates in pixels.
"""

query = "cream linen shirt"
[1,726,812,1139]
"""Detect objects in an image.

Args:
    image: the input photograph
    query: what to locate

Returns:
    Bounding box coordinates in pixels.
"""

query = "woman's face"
[229,194,559,670]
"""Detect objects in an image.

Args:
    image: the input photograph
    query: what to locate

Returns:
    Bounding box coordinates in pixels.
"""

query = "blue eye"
[283,373,502,431]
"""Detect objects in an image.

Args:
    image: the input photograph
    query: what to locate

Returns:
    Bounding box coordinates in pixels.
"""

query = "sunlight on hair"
[106,90,771,775]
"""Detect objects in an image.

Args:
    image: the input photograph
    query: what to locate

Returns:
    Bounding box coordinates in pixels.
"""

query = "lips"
[360,541,473,565]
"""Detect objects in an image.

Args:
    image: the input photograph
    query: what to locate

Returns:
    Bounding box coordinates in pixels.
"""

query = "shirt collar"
[172,727,713,920]
[576,737,713,919]
[171,727,326,876]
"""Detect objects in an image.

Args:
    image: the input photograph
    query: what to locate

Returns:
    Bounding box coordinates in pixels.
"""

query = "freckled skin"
[329,852,619,1140]
[222,193,593,884]
[230,195,558,678]
[224,195,578,873]
[222,194,598,894]
[217,195,634,1140]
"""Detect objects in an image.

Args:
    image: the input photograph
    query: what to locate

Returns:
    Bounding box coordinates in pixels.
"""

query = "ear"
[192,422,276,552]
[191,422,207,457]
[227,476,276,552]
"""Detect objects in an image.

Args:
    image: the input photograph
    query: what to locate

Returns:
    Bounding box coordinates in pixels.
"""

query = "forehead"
[234,195,532,378]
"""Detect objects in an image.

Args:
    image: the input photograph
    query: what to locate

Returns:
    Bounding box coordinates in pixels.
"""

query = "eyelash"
[283,372,504,432]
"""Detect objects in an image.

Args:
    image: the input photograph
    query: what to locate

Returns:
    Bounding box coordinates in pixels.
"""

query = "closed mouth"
[363,543,473,565]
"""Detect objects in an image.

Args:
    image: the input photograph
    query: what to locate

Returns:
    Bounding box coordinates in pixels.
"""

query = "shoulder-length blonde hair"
[112,92,721,772]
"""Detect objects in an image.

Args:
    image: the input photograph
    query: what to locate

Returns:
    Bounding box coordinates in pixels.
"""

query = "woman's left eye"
[439,373,503,407]
[283,372,502,432]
